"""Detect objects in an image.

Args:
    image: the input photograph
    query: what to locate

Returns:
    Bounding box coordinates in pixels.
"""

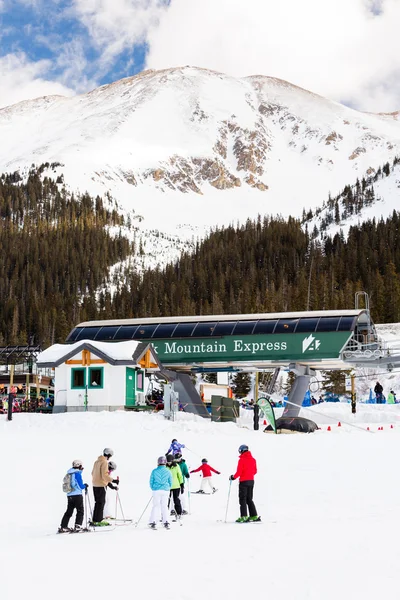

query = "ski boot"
[148,522,157,530]
[182,510,189,515]
[163,522,170,530]
[170,509,176,516]
[196,490,205,494]
[57,527,71,534]
[248,516,261,522]
[235,516,250,523]
[212,488,217,493]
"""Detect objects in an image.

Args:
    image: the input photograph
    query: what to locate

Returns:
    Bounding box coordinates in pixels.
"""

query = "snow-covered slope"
[1,66,400,238]
[3,410,400,600]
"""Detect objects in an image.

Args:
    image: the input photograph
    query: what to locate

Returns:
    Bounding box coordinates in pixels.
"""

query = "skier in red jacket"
[190,459,220,494]
[230,445,260,523]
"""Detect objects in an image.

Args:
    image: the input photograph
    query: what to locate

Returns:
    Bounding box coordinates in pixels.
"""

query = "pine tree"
[231,373,251,398]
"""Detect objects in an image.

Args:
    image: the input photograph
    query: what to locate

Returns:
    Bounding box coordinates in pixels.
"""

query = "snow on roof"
[37,339,144,367]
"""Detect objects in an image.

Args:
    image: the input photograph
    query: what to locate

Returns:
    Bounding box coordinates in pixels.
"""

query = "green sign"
[150,332,352,364]
[257,398,277,433]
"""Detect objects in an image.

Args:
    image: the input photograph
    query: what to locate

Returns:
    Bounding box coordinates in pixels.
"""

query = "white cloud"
[145,0,400,112]
[70,0,167,71]
[0,53,75,109]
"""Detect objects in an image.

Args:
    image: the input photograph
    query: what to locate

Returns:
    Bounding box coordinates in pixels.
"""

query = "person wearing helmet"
[166,454,184,520]
[91,448,117,525]
[104,461,119,520]
[229,445,260,523]
[59,459,88,533]
[175,452,190,514]
[190,458,220,494]
[167,439,185,456]
[148,456,173,529]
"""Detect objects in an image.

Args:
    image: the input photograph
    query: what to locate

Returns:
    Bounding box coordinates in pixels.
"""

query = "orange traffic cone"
[327,426,331,431]
[338,421,341,427]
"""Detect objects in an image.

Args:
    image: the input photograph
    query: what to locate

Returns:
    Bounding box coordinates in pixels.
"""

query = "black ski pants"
[169,488,182,515]
[238,480,257,518]
[93,487,106,523]
[61,494,84,528]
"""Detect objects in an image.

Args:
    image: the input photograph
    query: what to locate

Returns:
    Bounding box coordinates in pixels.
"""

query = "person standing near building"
[190,459,220,494]
[230,445,260,523]
[148,456,173,530]
[91,447,116,526]
[374,381,384,404]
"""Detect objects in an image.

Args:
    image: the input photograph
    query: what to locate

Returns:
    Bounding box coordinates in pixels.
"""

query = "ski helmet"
[158,456,167,465]
[108,461,117,471]
[166,454,174,463]
[201,458,208,463]
[174,452,182,460]
[103,447,114,458]
[171,439,177,443]
[72,459,83,469]
[238,445,249,454]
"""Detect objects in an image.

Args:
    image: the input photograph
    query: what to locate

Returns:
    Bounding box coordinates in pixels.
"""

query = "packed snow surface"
[3,408,400,600]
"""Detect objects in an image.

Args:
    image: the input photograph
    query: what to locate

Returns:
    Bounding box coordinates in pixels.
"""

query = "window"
[337,316,356,331]
[295,318,320,333]
[76,327,101,341]
[95,326,121,341]
[133,325,159,339]
[89,367,104,389]
[192,322,216,337]
[71,368,86,389]
[171,322,197,338]
[212,321,236,336]
[233,321,257,335]
[316,317,340,332]
[152,323,178,338]
[274,319,299,333]
[137,370,144,391]
[114,326,140,340]
[66,328,82,342]
[253,320,278,334]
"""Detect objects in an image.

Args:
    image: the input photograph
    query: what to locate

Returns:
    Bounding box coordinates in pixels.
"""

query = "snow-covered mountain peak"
[1,66,400,256]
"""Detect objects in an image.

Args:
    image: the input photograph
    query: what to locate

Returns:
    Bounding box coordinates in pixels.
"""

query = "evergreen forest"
[2,165,400,348]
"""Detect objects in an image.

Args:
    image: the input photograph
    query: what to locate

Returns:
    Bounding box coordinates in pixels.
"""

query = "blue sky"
[0,0,398,112]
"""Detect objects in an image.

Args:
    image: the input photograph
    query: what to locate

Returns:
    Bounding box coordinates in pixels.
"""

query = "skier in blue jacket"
[167,439,185,455]
[59,459,88,533]
[149,456,173,530]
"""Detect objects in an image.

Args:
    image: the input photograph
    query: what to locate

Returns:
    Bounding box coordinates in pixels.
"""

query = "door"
[125,368,136,407]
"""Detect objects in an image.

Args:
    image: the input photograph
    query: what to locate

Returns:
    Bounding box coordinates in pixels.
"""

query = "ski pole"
[117,491,126,521]
[85,488,88,530]
[115,490,118,521]
[188,478,191,515]
[134,496,152,528]
[87,489,94,523]
[224,480,232,523]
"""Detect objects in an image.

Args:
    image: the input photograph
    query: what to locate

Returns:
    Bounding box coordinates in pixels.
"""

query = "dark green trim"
[71,367,86,390]
[88,366,104,389]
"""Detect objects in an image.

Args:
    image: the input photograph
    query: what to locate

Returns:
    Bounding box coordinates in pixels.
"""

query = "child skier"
[148,456,173,530]
[190,459,220,494]
[229,444,260,523]
[59,459,88,533]
[174,452,190,515]
[104,461,119,520]
[167,438,185,455]
[166,454,184,519]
